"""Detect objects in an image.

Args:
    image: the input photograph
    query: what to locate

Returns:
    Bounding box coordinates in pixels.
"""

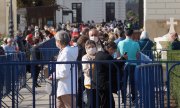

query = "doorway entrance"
[106,2,115,22]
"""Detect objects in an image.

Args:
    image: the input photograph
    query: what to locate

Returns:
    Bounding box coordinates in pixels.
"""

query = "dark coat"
[94,51,125,93]
[0,47,5,55]
[171,39,180,50]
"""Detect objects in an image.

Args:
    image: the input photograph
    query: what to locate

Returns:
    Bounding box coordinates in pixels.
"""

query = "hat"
[71,28,79,38]
[26,34,33,41]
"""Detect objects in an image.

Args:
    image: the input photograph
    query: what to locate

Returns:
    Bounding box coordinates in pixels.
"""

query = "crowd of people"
[0,20,180,108]
[46,21,148,108]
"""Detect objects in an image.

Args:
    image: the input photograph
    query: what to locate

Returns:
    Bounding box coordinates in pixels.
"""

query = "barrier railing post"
[71,64,74,108]
[109,64,112,108]
[75,63,78,108]
[11,64,15,108]
[31,64,36,108]
[16,64,19,108]
[167,62,170,108]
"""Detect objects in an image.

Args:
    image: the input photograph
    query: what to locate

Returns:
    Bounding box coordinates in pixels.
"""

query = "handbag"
[82,89,88,104]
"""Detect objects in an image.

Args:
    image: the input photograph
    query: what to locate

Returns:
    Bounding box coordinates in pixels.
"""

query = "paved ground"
[2,73,133,108]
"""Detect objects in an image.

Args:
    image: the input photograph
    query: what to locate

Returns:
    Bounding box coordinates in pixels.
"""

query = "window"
[106,2,115,22]
[72,3,82,23]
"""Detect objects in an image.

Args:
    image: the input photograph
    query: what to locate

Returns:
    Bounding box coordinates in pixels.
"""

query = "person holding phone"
[117,28,140,104]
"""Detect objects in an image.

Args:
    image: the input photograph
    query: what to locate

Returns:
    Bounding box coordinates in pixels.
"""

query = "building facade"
[144,0,180,39]
[56,0,126,24]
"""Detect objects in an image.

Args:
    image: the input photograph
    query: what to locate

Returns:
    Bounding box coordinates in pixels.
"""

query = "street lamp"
[8,0,14,38]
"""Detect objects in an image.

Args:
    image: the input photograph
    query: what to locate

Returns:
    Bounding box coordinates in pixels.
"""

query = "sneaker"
[35,83,41,87]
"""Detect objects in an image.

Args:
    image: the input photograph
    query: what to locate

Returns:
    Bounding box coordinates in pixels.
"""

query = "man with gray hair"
[89,29,104,51]
[4,38,18,53]
[49,30,78,108]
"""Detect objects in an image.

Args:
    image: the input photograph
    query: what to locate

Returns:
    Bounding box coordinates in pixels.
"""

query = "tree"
[17,0,56,8]
[126,10,139,23]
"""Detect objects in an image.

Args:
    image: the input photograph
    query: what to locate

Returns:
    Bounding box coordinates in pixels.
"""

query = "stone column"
[6,0,17,36]
[0,0,7,35]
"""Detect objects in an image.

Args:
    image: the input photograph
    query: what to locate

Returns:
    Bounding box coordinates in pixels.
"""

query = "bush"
[167,50,180,107]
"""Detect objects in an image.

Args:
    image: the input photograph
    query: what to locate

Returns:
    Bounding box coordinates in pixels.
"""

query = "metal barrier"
[135,63,164,108]
[0,60,179,108]
[141,50,161,61]
[38,48,59,61]
[0,52,27,107]
[38,38,56,48]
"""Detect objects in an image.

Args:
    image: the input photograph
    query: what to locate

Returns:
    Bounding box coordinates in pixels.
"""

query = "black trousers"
[124,64,136,102]
[86,89,97,108]
[77,77,84,108]
[99,89,115,108]
[34,65,41,84]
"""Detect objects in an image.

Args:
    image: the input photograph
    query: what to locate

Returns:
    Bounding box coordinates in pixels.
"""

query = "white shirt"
[55,46,78,97]
[82,54,95,88]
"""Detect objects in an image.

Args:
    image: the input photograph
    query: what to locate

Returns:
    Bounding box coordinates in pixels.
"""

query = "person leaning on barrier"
[82,40,97,107]
[117,28,140,104]
[30,37,42,87]
[93,41,119,108]
[169,32,180,50]
[48,30,78,108]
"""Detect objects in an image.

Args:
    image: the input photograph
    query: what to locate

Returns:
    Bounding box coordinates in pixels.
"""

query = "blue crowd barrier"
[38,38,56,48]
[141,50,161,61]
[135,63,164,108]
[0,59,179,107]
[38,48,59,61]
[0,52,27,107]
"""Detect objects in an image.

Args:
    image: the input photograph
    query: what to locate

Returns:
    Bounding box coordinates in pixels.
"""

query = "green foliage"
[17,0,56,8]
[0,34,7,46]
[167,50,180,107]
[126,10,139,22]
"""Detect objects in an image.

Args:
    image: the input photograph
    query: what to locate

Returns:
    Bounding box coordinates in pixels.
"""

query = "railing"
[0,52,27,108]
[0,59,179,108]
[0,47,180,108]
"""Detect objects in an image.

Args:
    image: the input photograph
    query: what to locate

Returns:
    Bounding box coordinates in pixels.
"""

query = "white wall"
[56,0,126,23]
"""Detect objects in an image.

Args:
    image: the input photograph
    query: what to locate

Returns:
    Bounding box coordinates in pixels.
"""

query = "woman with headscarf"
[138,31,154,60]
[138,31,154,51]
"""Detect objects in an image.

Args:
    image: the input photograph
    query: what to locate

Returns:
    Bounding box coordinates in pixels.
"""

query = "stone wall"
[0,0,17,35]
[146,20,180,40]
[0,0,7,35]
[144,0,180,40]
